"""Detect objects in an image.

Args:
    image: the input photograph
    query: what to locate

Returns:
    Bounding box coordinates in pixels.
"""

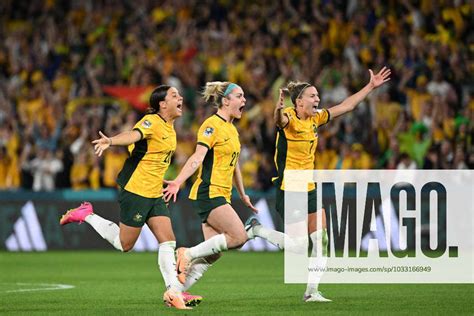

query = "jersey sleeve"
[133,115,155,139]
[313,109,330,127]
[196,121,218,149]
[281,107,295,131]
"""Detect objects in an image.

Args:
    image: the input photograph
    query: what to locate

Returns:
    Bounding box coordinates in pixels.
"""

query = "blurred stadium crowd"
[0,0,472,192]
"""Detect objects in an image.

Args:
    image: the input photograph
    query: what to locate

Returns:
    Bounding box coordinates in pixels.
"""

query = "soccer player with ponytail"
[163,81,258,295]
[59,85,196,309]
[245,67,391,302]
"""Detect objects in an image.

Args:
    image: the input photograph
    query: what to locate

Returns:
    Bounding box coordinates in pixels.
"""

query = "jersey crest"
[203,127,214,137]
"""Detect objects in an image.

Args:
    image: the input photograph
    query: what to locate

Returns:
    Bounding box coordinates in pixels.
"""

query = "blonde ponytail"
[202,81,239,108]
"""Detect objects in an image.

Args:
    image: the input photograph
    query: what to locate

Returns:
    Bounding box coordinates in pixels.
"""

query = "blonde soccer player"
[163,81,258,295]
[59,85,198,309]
[245,67,391,302]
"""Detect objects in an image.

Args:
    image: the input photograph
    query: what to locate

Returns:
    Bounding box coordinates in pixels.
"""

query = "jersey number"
[230,152,239,166]
[164,150,174,163]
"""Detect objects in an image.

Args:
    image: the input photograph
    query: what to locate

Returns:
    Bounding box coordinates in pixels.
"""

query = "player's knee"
[121,241,135,252]
[232,231,248,248]
[224,230,248,249]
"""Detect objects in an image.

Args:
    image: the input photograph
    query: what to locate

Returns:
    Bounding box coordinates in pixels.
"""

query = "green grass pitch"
[0,251,472,315]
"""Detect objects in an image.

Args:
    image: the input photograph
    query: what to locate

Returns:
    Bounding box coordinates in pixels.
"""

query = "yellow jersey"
[273,107,330,191]
[117,114,176,198]
[189,114,241,202]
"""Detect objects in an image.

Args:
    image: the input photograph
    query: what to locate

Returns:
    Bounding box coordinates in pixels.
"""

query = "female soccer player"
[59,85,195,310]
[245,67,391,302]
[162,81,258,291]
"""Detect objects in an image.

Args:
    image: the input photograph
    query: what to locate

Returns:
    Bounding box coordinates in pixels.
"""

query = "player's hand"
[241,194,258,213]
[163,180,180,203]
[369,67,391,89]
[276,89,284,110]
[92,131,112,157]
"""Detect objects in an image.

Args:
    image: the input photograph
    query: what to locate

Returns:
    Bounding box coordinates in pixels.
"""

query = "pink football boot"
[59,202,94,225]
[182,292,203,307]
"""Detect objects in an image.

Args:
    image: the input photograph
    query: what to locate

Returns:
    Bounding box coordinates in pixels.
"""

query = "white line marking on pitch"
[5,283,75,293]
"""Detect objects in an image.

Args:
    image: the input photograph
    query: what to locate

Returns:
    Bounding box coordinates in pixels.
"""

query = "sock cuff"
[216,234,228,252]
[159,240,176,250]
[113,235,124,252]
[84,213,94,223]
[310,228,327,241]
[310,228,328,257]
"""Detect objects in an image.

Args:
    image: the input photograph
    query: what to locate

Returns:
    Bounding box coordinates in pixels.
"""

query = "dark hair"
[286,81,312,105]
[147,85,171,114]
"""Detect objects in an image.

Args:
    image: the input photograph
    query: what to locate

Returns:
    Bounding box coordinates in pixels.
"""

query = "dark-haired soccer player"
[60,85,197,309]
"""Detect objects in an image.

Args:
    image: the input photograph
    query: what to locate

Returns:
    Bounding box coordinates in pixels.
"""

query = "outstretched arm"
[163,144,208,202]
[233,161,258,213]
[328,67,391,119]
[92,130,141,157]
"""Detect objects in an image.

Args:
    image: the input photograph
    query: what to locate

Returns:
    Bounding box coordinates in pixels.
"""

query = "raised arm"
[162,144,208,202]
[233,161,258,213]
[92,130,141,157]
[274,89,289,128]
[328,67,391,119]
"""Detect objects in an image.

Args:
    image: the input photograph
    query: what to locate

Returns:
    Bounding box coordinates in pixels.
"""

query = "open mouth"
[177,103,183,110]
[239,106,245,113]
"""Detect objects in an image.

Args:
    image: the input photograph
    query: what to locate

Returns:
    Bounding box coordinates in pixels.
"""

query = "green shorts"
[118,189,170,227]
[191,196,228,223]
[275,187,317,224]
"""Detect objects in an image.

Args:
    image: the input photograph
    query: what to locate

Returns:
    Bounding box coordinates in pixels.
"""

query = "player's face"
[298,86,320,117]
[226,86,246,119]
[164,87,184,118]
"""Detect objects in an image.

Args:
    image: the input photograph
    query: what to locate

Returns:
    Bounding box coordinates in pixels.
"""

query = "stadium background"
[0,0,473,314]
[1,0,472,248]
